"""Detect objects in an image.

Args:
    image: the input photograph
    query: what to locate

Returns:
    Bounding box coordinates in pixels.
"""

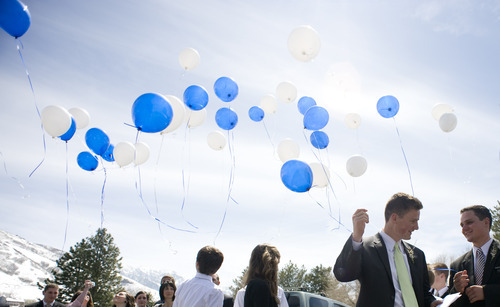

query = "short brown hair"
[431,262,449,279]
[196,246,224,275]
[44,284,59,292]
[384,192,423,222]
[460,205,492,229]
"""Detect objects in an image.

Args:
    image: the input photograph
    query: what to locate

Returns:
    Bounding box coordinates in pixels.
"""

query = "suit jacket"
[223,294,234,307]
[449,239,500,307]
[25,301,66,307]
[333,233,435,307]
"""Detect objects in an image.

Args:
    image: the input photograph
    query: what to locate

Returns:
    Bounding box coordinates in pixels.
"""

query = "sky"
[1,0,500,294]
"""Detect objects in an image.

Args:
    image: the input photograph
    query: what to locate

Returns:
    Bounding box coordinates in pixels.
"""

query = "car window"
[309,297,329,307]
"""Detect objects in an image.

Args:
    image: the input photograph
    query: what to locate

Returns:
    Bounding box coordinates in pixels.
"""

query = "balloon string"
[16,39,46,178]
[135,166,196,233]
[262,120,275,149]
[153,135,166,215]
[392,118,414,196]
[214,131,239,244]
[100,163,107,229]
[61,142,70,258]
[180,122,198,229]
[0,151,25,191]
[307,192,351,232]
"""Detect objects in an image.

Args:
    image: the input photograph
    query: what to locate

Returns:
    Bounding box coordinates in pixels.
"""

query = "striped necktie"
[475,248,486,285]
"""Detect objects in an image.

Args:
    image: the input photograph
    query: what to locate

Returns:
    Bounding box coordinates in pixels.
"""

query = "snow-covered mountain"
[0,230,181,303]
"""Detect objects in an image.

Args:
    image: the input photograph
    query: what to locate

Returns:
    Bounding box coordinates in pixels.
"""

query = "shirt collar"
[473,237,493,257]
[380,230,398,252]
[195,272,214,281]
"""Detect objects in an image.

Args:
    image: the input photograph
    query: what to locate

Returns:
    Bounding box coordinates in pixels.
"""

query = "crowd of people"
[23,192,499,307]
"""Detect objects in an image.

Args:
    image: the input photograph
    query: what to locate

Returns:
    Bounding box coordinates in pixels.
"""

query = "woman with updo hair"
[243,244,281,307]
[155,281,176,307]
[112,291,135,307]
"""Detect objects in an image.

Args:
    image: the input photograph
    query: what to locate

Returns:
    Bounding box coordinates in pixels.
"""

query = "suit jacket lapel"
[402,242,418,286]
[374,233,393,285]
[484,239,500,283]
[462,250,475,285]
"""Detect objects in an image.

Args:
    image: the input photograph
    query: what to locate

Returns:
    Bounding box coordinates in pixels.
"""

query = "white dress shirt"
[172,272,224,307]
[352,231,412,307]
[233,286,289,307]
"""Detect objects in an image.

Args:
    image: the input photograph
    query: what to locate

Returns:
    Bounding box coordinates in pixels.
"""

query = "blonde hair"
[243,244,281,305]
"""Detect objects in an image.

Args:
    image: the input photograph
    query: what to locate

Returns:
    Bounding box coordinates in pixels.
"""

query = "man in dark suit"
[333,192,439,307]
[449,205,500,307]
[25,284,65,307]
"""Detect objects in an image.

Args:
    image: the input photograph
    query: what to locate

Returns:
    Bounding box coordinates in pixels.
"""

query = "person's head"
[212,273,220,285]
[134,291,148,307]
[460,205,492,247]
[243,244,281,305]
[71,290,94,307]
[160,275,175,285]
[383,192,423,241]
[427,264,435,287]
[112,291,135,307]
[42,284,59,304]
[159,281,176,302]
[196,246,224,275]
[430,263,449,290]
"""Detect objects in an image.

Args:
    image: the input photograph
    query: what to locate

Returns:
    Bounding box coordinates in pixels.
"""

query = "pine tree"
[48,228,123,307]
[492,201,500,241]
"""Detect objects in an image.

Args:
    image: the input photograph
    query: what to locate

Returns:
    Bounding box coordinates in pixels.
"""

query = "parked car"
[285,291,351,307]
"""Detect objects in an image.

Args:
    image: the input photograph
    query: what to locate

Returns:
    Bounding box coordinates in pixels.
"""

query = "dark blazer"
[449,239,500,307]
[223,294,234,307]
[333,233,435,307]
[25,301,65,307]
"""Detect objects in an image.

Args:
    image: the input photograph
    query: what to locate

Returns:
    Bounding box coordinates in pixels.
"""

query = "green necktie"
[394,243,418,307]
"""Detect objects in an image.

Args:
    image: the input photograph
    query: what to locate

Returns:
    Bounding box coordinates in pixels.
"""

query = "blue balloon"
[77,151,98,172]
[303,106,329,130]
[0,0,31,38]
[215,107,238,130]
[298,96,317,115]
[132,93,173,133]
[310,131,329,149]
[280,160,313,193]
[85,128,110,156]
[102,144,115,162]
[60,117,76,142]
[183,85,209,110]
[248,106,264,122]
[214,76,239,102]
[377,95,399,118]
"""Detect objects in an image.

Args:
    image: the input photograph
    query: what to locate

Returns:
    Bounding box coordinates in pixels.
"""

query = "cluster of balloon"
[288,25,321,62]
[0,0,31,38]
[80,128,109,171]
[432,103,457,133]
[178,47,201,71]
[207,76,240,150]
[41,105,90,142]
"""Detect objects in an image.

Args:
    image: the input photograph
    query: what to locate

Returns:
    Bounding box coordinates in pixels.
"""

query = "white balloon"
[161,95,186,134]
[207,131,226,151]
[68,107,90,129]
[113,142,135,167]
[186,109,207,128]
[344,113,361,129]
[346,155,367,177]
[277,138,300,163]
[432,103,454,121]
[439,112,457,133]
[260,94,278,114]
[41,105,72,137]
[276,81,297,103]
[134,142,150,165]
[310,162,330,188]
[178,47,200,71]
[288,25,321,62]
